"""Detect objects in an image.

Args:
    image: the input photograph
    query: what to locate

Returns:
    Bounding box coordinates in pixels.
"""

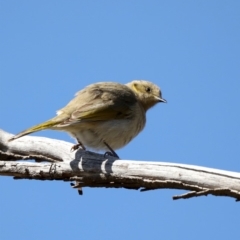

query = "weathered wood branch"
[1,129,240,200]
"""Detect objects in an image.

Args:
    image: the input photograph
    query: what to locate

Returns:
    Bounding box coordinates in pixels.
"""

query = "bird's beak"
[155,96,167,103]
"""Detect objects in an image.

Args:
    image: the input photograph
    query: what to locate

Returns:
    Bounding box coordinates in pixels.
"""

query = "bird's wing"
[57,82,137,125]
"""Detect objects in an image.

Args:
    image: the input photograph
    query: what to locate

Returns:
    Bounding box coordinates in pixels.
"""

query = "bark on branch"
[1,129,240,200]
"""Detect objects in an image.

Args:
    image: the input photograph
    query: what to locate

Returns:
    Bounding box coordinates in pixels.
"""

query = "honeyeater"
[9,80,166,157]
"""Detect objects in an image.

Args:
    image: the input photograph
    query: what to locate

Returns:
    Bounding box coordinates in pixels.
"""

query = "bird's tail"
[8,117,62,142]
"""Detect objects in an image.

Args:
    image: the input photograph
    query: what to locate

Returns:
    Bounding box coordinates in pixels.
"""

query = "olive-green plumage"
[9,80,166,153]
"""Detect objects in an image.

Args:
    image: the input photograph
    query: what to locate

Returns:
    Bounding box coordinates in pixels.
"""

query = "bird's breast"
[69,105,146,151]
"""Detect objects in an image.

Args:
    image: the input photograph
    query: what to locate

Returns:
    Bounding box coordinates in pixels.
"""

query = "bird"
[9,80,166,158]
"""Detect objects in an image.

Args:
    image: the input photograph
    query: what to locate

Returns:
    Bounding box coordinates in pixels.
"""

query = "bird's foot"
[104,151,119,158]
[103,141,119,158]
[71,142,86,152]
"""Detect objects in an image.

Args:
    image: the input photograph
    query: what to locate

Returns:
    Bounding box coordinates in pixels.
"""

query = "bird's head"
[126,80,166,111]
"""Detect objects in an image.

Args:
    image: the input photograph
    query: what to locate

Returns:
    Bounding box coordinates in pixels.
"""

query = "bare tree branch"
[1,129,240,200]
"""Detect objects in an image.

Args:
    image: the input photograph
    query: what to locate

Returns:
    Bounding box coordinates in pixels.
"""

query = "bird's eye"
[145,87,151,93]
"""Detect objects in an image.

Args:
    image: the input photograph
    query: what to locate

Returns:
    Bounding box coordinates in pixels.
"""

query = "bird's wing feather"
[57,83,137,125]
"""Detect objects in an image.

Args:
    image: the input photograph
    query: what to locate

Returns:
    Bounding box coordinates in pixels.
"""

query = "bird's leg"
[71,138,86,152]
[103,141,119,158]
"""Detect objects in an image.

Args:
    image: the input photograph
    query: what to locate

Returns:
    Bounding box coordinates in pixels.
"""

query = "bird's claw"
[103,141,120,158]
[104,151,119,158]
[70,143,86,152]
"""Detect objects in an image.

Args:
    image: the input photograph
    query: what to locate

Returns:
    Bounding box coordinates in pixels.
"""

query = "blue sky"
[0,1,240,239]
